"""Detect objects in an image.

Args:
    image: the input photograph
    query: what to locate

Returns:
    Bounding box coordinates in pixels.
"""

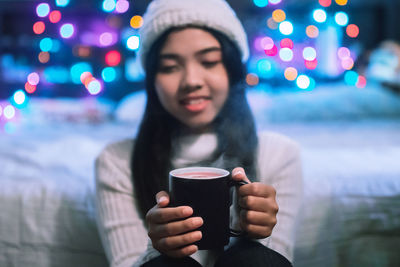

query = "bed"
[1,82,399,267]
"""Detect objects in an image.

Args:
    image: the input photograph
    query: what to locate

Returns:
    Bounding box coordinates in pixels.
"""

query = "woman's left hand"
[231,167,279,239]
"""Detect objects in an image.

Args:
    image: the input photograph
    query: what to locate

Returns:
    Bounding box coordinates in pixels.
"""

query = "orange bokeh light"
[130,15,143,29]
[346,24,359,38]
[33,21,45,34]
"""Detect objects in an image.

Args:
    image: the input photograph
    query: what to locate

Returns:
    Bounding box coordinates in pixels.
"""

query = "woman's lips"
[180,97,211,112]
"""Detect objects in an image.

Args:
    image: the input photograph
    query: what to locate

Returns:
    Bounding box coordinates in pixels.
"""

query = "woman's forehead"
[160,28,221,55]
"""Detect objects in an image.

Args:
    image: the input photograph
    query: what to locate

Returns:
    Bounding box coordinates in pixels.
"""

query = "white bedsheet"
[1,119,399,267]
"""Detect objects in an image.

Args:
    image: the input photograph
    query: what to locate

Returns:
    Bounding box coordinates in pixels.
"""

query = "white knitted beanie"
[138,0,249,69]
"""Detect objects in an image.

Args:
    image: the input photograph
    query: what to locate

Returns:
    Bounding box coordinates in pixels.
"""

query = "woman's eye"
[202,61,220,68]
[158,65,178,73]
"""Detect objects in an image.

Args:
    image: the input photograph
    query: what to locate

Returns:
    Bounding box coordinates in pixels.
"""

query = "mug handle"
[228,179,249,237]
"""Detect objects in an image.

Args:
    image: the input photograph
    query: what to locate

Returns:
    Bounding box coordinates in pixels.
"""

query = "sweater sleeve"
[256,132,304,263]
[95,139,160,267]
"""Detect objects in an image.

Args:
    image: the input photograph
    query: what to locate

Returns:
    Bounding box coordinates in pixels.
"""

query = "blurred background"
[1,2,400,267]
[1,0,400,105]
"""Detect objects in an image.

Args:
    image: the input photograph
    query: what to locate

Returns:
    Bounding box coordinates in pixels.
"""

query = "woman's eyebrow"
[196,46,221,56]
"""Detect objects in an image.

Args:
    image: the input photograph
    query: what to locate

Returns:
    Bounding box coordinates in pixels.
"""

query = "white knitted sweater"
[95,131,303,267]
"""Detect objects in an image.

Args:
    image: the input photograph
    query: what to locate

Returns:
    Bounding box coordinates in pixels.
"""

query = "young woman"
[95,0,303,266]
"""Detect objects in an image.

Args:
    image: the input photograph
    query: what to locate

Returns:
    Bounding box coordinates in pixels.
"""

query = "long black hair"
[131,26,258,219]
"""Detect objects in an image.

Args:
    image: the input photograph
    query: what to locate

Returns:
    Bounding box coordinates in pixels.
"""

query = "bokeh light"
[284,67,298,81]
[0,105,2,117]
[38,51,50,63]
[313,9,327,23]
[33,21,46,34]
[261,37,274,50]
[267,18,278,30]
[269,0,282,4]
[335,11,349,26]
[40,37,53,52]
[264,44,278,56]
[253,0,268,8]
[56,0,70,7]
[130,15,143,29]
[303,47,317,61]
[337,47,350,59]
[103,0,116,12]
[356,75,367,88]
[319,0,332,7]
[246,73,259,86]
[346,24,359,38]
[102,67,117,82]
[306,25,319,38]
[279,48,294,62]
[70,62,92,84]
[99,32,114,46]
[296,75,311,89]
[27,72,40,85]
[49,10,62,23]
[256,59,274,78]
[80,71,93,84]
[115,0,130,13]
[272,9,286,23]
[280,38,293,49]
[3,105,16,120]
[105,50,121,66]
[25,82,37,94]
[341,57,354,70]
[12,90,27,107]
[305,59,318,70]
[279,21,293,35]
[344,70,358,85]
[87,80,102,95]
[335,0,348,6]
[60,23,74,38]
[127,35,140,50]
[36,3,50,18]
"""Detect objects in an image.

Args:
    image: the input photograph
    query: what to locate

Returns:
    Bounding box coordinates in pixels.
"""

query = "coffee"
[169,167,247,250]
[175,171,223,179]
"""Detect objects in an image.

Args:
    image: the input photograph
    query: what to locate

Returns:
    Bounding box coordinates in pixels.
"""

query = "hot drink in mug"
[169,167,247,250]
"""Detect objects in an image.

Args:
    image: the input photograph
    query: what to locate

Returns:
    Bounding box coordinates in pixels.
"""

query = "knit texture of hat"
[138,0,249,69]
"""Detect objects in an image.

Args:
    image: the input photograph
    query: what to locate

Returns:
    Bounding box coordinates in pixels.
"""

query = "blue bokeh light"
[279,21,294,35]
[36,3,50,17]
[102,0,116,12]
[60,24,74,39]
[335,12,349,26]
[56,0,70,7]
[40,38,53,52]
[313,9,327,23]
[102,67,117,82]
[70,62,92,84]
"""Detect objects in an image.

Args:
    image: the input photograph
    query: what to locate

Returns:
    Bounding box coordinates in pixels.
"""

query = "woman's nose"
[181,63,204,91]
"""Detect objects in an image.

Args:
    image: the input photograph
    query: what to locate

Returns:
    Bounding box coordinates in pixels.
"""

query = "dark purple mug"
[169,167,247,250]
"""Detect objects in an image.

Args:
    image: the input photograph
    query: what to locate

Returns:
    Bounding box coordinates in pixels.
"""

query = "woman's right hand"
[145,191,203,258]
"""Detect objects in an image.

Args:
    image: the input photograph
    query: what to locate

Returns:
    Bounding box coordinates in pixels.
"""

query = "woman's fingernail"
[182,207,192,216]
[158,196,167,204]
[192,217,203,227]
[233,170,244,176]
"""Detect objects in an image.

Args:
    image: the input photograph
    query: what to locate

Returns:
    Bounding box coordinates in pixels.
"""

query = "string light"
[346,24,359,38]
[319,0,332,7]
[253,0,268,8]
[279,21,293,35]
[27,72,40,85]
[303,47,317,61]
[115,0,130,13]
[36,3,50,18]
[126,35,140,51]
[130,15,143,29]
[280,38,293,49]
[3,105,16,120]
[55,0,70,7]
[313,9,327,23]
[261,37,274,50]
[103,0,116,12]
[272,9,286,23]
[49,10,62,23]
[279,48,294,62]
[33,21,45,34]
[60,23,75,38]
[335,11,349,26]
[335,0,348,6]
[306,25,319,38]
[246,73,259,86]
[284,67,298,81]
[264,45,278,56]
[25,82,37,94]
[38,51,50,63]
[105,50,121,66]
[296,75,311,89]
